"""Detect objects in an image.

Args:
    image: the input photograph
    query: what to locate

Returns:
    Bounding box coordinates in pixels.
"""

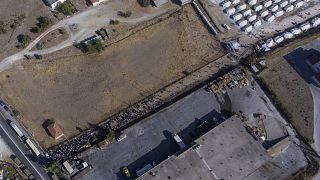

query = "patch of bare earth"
[0,5,225,148]
[260,55,313,140]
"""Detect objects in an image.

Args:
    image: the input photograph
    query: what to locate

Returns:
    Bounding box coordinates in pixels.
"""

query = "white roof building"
[265,15,275,22]
[259,9,269,17]
[242,9,252,17]
[290,27,302,35]
[283,5,294,12]
[237,19,248,27]
[252,4,263,12]
[269,4,279,12]
[247,15,257,22]
[300,22,311,31]
[225,7,236,15]
[311,17,320,27]
[263,0,273,7]
[237,4,247,11]
[247,0,257,5]
[274,9,284,17]
[279,0,289,8]
[243,25,253,32]
[293,0,304,8]
[232,13,243,21]
[252,19,262,27]
[274,35,284,43]
[283,32,294,39]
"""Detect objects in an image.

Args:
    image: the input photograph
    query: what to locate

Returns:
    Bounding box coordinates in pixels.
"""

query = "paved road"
[0,109,49,180]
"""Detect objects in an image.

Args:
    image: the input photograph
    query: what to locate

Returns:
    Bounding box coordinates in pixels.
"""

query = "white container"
[247,0,257,5]
[279,0,289,8]
[232,13,243,21]
[253,4,263,11]
[300,22,311,31]
[221,1,232,8]
[311,17,320,27]
[243,25,253,32]
[284,5,294,12]
[290,27,302,35]
[225,7,236,15]
[274,35,284,43]
[293,0,303,8]
[283,32,294,39]
[263,0,272,7]
[237,19,248,27]
[237,4,247,11]
[259,9,269,17]
[265,15,275,22]
[231,0,240,5]
[247,14,257,22]
[269,4,279,12]
[274,9,284,17]
[252,19,262,27]
[242,9,252,17]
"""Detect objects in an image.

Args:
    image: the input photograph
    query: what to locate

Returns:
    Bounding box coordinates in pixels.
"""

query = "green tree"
[58,0,77,15]
[83,40,104,54]
[0,21,7,34]
[20,35,31,48]
[137,0,150,7]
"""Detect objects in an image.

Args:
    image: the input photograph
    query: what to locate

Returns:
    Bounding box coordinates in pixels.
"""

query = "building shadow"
[284,47,320,88]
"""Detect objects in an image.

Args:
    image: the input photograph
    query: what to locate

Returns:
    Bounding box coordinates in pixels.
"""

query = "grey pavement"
[0,109,49,180]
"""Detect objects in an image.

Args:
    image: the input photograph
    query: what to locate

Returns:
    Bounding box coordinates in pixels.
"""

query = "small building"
[236,4,247,11]
[252,19,262,27]
[311,17,320,27]
[47,121,64,140]
[283,5,294,12]
[307,56,320,73]
[152,0,169,7]
[46,0,66,9]
[265,15,275,22]
[252,4,263,12]
[231,0,240,5]
[274,35,284,43]
[290,27,302,35]
[312,73,320,86]
[246,0,257,6]
[251,65,259,73]
[232,13,243,21]
[300,22,311,31]
[247,14,257,22]
[225,7,236,15]
[259,9,269,17]
[221,1,232,8]
[242,9,252,17]
[237,19,248,27]
[279,0,289,8]
[274,9,284,17]
[243,25,253,32]
[263,0,272,7]
[283,32,294,39]
[269,4,279,12]
[293,0,303,8]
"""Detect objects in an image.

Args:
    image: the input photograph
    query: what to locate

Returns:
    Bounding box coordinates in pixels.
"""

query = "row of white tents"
[220,0,309,32]
[259,16,320,51]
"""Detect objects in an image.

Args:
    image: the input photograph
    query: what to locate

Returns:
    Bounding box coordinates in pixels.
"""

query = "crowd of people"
[48,94,166,161]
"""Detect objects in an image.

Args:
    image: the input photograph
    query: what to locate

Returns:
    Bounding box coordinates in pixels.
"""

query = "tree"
[83,40,104,54]
[117,11,132,18]
[33,16,52,33]
[19,35,31,48]
[137,0,150,7]
[0,21,7,34]
[58,0,77,15]
[47,161,61,174]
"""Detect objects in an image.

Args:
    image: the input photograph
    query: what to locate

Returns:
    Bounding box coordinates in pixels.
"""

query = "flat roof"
[139,116,271,180]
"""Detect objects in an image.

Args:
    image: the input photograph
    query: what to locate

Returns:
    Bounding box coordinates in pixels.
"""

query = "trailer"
[236,4,247,11]
[265,15,275,22]
[247,14,257,22]
[284,5,294,12]
[311,17,320,27]
[300,22,311,31]
[242,9,252,17]
[283,32,294,39]
[279,0,289,8]
[290,27,302,35]
[274,9,284,17]
[274,35,284,43]
[243,25,253,32]
[293,0,303,8]
[247,0,257,5]
[172,133,186,149]
[263,0,272,7]
[269,4,279,12]
[259,9,269,17]
[231,0,240,5]
[252,4,263,12]
[237,19,248,27]
[136,162,156,177]
[225,7,236,15]
[232,13,243,21]
[221,1,231,8]
[252,19,262,27]
[9,122,24,138]
[25,139,41,156]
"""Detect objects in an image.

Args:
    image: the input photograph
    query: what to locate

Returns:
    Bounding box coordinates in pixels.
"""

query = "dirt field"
[0,0,57,60]
[260,53,314,140]
[0,5,225,148]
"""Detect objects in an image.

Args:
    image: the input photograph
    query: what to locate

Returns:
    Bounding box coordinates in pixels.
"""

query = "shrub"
[106,130,115,142]
[33,16,52,33]
[0,21,7,34]
[83,40,104,54]
[47,161,61,174]
[58,0,77,15]
[19,35,31,48]
[137,0,150,7]
[117,11,132,18]
[109,19,119,25]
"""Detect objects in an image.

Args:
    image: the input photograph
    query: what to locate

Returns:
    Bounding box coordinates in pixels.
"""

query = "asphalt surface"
[0,109,49,180]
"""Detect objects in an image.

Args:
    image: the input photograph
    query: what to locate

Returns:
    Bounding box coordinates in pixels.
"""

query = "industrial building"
[138,116,308,180]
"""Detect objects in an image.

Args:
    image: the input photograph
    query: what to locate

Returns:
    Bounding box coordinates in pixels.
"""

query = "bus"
[25,139,41,156]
